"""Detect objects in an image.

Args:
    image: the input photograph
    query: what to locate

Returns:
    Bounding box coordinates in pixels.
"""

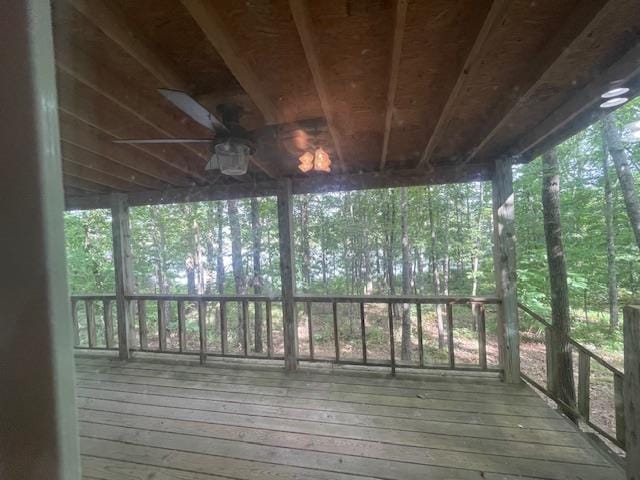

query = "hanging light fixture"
[298,147,331,173]
[214,139,251,175]
[298,151,314,173]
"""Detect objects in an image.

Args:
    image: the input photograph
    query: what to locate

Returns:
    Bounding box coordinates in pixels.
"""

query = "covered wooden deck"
[75,354,623,480]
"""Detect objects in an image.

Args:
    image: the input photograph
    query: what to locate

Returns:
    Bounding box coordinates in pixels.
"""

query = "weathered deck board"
[75,355,624,480]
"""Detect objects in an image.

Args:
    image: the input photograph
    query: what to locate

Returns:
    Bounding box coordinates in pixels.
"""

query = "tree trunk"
[215,202,225,295]
[471,183,484,330]
[228,199,246,344]
[299,195,312,291]
[427,187,445,350]
[400,187,412,361]
[601,129,618,329]
[542,148,576,412]
[250,198,263,352]
[603,114,640,251]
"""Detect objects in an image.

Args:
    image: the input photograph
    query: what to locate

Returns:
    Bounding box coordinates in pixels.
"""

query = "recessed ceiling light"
[600,97,628,108]
[601,87,630,98]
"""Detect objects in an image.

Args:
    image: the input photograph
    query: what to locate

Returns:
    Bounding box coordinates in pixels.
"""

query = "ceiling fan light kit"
[299,147,331,173]
[214,139,251,175]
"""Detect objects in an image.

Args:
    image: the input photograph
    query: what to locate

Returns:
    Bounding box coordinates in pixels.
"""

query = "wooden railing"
[71,293,500,373]
[293,294,499,374]
[518,302,636,453]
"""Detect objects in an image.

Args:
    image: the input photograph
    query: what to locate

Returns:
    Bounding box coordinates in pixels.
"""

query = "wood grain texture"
[73,354,624,479]
[624,305,640,480]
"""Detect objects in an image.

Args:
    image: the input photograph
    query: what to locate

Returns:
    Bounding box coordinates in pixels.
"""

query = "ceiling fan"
[115,89,257,175]
[114,89,331,176]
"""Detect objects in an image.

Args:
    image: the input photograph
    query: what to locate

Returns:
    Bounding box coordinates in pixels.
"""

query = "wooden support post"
[157,300,167,352]
[577,350,591,421]
[333,301,340,362]
[177,300,186,353]
[477,304,488,370]
[492,157,521,383]
[138,300,148,350]
[614,372,626,448]
[0,0,81,476]
[306,302,314,359]
[103,299,114,348]
[446,302,455,368]
[111,193,134,360]
[623,305,640,479]
[71,299,80,346]
[198,300,207,364]
[266,300,273,358]
[277,179,298,371]
[360,302,368,364]
[220,300,227,355]
[85,300,97,348]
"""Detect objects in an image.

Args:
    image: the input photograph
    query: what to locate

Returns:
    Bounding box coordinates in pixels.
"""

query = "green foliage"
[64,99,640,353]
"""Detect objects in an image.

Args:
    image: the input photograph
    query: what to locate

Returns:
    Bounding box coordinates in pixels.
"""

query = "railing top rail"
[518,302,622,377]
[294,294,501,304]
[71,294,116,300]
[126,293,282,302]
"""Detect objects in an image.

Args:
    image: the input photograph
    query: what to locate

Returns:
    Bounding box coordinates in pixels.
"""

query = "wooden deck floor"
[74,354,624,480]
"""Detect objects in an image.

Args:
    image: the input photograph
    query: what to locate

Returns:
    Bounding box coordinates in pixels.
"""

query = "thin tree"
[215,202,225,295]
[400,187,412,361]
[427,187,445,350]
[603,114,640,251]
[250,198,264,352]
[542,148,576,412]
[228,199,246,344]
[600,124,618,329]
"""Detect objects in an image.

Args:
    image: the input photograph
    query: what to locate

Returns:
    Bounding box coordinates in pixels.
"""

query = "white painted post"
[0,1,81,477]
[492,157,521,384]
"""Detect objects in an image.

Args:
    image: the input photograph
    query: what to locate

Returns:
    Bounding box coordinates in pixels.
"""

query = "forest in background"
[64,99,640,355]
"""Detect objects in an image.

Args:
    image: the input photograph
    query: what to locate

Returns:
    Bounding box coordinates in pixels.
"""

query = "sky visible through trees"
[65,100,640,348]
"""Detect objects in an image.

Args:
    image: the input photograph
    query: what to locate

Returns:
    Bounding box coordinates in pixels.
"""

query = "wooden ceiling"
[53,0,640,206]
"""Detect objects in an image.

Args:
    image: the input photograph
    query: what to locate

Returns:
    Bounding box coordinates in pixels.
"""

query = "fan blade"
[158,88,228,134]
[113,138,213,144]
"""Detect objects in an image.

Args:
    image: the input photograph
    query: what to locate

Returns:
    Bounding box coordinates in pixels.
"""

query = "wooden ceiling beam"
[379,0,408,170]
[63,174,110,194]
[61,141,165,190]
[180,0,280,125]
[59,110,191,187]
[68,0,190,91]
[55,46,211,162]
[56,71,208,183]
[463,0,615,165]
[416,0,510,170]
[63,160,137,192]
[65,164,491,210]
[512,42,640,158]
[289,0,345,173]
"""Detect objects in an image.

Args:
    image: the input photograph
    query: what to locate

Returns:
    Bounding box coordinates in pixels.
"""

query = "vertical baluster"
[157,300,166,352]
[477,303,487,370]
[614,372,625,448]
[242,300,249,357]
[220,300,227,355]
[446,302,455,368]
[332,301,339,362]
[138,300,148,350]
[198,300,207,364]
[416,303,424,368]
[388,303,396,376]
[577,350,590,421]
[71,299,80,347]
[85,299,96,348]
[177,300,185,353]
[103,299,113,349]
[360,302,367,364]
[306,302,314,359]
[266,300,273,358]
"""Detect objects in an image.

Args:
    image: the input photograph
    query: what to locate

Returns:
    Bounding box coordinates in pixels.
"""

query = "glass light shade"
[313,147,331,173]
[298,151,314,172]
[601,87,630,98]
[600,97,628,108]
[216,140,250,175]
